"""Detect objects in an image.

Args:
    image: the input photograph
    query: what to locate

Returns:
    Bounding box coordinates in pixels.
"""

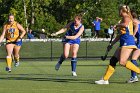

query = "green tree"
[0,0,140,37]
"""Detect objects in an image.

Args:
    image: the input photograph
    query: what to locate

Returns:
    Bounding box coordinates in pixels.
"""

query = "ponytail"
[120,5,133,20]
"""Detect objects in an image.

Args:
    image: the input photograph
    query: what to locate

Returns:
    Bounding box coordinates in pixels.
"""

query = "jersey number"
[9,28,15,38]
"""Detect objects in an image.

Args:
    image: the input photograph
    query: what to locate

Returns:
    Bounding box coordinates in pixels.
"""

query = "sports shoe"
[14,62,20,67]
[126,76,139,83]
[72,71,77,76]
[6,67,11,72]
[55,62,61,71]
[95,79,109,84]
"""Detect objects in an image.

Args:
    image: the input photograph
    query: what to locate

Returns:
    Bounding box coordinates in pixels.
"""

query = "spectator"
[27,29,34,39]
[39,29,46,39]
[107,25,114,38]
[92,17,102,38]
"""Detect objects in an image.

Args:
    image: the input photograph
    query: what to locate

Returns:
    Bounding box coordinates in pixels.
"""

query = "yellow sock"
[6,57,12,68]
[125,61,140,74]
[103,65,115,81]
[15,57,19,62]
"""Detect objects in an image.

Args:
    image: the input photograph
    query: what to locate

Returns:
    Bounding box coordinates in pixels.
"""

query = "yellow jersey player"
[95,5,140,84]
[0,14,26,72]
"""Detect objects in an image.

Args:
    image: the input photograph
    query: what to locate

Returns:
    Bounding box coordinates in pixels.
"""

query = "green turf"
[0,60,139,93]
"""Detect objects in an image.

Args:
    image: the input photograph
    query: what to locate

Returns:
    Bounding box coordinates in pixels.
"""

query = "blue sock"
[131,60,138,78]
[58,55,65,64]
[71,58,77,72]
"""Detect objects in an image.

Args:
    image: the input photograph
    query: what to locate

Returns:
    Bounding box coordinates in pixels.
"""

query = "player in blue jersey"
[95,5,140,84]
[51,14,84,76]
[126,10,140,83]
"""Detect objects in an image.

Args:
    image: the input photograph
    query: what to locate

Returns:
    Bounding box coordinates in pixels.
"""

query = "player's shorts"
[6,39,22,46]
[136,43,140,49]
[62,38,80,45]
[120,34,137,49]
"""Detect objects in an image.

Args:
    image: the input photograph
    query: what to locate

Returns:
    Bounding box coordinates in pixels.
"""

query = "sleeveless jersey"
[63,22,83,45]
[119,20,137,48]
[5,21,20,42]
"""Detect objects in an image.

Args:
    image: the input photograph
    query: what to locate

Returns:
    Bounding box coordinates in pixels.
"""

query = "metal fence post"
[51,40,53,61]
[86,40,87,60]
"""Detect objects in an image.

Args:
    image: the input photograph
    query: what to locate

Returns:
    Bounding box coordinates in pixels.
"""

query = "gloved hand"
[51,33,57,36]
[107,44,113,52]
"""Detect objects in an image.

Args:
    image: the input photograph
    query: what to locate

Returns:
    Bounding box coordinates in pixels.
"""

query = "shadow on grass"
[0,76,93,84]
[0,75,127,84]
[78,65,108,66]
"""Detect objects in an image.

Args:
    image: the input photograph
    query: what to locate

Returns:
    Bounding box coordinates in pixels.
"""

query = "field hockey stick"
[0,42,6,46]
[101,32,114,61]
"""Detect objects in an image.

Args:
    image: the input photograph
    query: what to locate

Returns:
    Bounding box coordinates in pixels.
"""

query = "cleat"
[6,67,11,72]
[14,62,20,67]
[55,62,61,71]
[72,71,77,76]
[95,79,109,84]
[126,76,139,83]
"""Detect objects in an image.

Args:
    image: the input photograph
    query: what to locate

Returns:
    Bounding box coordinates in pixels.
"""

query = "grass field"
[0,60,139,93]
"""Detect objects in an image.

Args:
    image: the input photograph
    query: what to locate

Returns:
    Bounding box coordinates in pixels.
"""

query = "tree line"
[0,0,140,37]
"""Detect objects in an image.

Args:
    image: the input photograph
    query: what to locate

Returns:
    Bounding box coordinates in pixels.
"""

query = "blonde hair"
[119,5,133,20]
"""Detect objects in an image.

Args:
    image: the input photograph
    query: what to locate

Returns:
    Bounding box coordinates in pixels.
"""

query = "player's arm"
[97,17,103,21]
[55,28,67,35]
[51,22,72,36]
[66,25,84,40]
[92,22,95,26]
[133,19,138,36]
[17,23,26,39]
[0,25,7,43]
[107,34,120,51]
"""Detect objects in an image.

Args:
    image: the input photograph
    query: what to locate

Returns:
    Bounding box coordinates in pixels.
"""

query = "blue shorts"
[62,38,81,45]
[6,39,22,46]
[136,43,140,49]
[120,34,137,48]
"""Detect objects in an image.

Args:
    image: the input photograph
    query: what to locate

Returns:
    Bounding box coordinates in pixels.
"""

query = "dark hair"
[74,13,83,21]
[8,13,14,17]
[131,10,138,19]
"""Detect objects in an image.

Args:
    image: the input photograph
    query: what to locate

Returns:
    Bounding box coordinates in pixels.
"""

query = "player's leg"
[127,49,140,83]
[5,44,15,72]
[71,44,79,76]
[103,48,120,80]
[13,40,22,67]
[55,43,70,70]
[120,47,140,73]
[95,48,120,84]
[13,45,21,67]
[93,30,97,38]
